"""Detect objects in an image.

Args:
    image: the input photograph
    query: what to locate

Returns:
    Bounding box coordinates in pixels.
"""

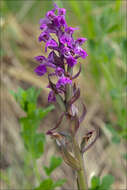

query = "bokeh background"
[1,0,127,189]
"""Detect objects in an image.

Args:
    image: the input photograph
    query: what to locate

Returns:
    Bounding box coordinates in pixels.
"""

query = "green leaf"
[35,178,54,190]
[38,105,54,119]
[107,24,119,33]
[91,176,100,189]
[20,118,46,158]
[19,116,39,133]
[44,156,62,176]
[35,178,66,190]
[10,87,42,110]
[27,103,36,116]
[100,175,114,190]
[52,179,66,188]
[26,87,42,103]
[32,133,46,159]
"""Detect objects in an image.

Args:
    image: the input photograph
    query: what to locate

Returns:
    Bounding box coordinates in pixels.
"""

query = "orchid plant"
[34,4,99,190]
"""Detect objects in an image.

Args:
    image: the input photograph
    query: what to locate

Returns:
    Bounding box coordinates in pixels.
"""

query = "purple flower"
[34,55,46,63]
[38,32,50,42]
[58,16,66,27]
[60,27,77,46]
[34,64,47,76]
[53,15,66,28]
[61,46,71,58]
[75,47,88,59]
[58,8,66,16]
[40,17,51,25]
[46,11,56,20]
[40,23,47,30]
[47,51,55,62]
[56,76,72,88]
[66,56,77,67]
[65,27,78,35]
[75,38,87,46]
[55,67,64,77]
[45,39,58,52]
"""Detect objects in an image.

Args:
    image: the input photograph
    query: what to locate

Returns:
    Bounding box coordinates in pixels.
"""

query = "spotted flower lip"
[34,3,88,102]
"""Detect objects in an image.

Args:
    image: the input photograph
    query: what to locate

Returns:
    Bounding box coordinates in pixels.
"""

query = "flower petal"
[34,55,46,63]
[34,64,47,76]
[66,56,77,67]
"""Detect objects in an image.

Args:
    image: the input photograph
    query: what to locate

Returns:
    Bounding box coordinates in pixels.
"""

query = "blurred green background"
[1,0,127,189]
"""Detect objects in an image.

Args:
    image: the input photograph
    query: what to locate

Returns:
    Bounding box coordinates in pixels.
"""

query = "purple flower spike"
[34,3,88,103]
[34,64,47,76]
[33,4,98,172]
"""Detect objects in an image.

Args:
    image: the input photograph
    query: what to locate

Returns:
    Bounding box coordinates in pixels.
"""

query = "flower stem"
[72,137,88,190]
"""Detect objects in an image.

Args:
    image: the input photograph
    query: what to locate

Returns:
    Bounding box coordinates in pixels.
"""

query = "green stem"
[72,137,88,190]
[65,65,87,189]
[33,158,41,183]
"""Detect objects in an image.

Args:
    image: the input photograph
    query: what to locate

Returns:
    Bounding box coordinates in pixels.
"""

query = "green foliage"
[11,87,54,159]
[44,156,62,176]
[10,87,65,189]
[69,0,126,143]
[90,176,100,189]
[90,175,114,190]
[35,178,66,190]
[101,175,115,190]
